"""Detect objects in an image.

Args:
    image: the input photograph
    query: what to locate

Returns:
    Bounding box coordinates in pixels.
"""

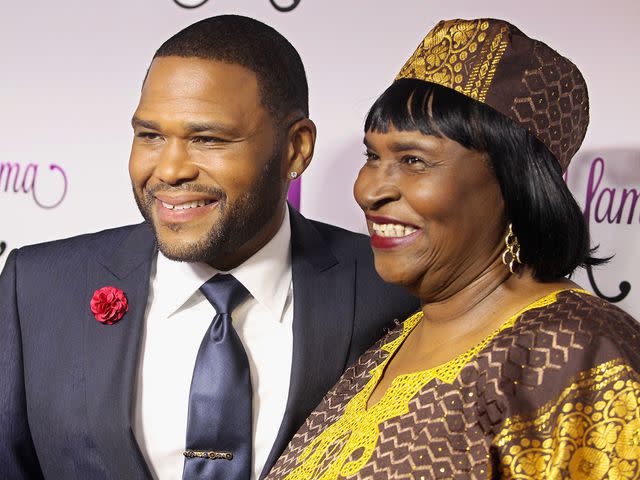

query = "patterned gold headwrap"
[396,18,589,171]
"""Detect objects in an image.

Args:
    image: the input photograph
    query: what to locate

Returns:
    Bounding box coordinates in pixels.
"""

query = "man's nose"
[154,139,199,185]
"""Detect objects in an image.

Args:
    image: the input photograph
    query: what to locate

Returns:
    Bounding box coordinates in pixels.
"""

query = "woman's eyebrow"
[387,140,434,152]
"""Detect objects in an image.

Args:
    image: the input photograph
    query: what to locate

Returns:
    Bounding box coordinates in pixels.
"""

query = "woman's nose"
[354,163,401,211]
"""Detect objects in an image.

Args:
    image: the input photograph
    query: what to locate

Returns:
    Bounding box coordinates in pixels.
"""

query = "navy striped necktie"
[182,274,252,479]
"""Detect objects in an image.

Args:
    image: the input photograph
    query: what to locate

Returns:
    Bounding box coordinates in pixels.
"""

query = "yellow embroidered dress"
[265,290,640,479]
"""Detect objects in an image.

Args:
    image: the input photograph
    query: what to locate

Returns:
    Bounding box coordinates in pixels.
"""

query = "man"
[0,15,418,480]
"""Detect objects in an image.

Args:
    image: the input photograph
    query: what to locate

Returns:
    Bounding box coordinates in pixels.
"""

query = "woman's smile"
[366,215,422,249]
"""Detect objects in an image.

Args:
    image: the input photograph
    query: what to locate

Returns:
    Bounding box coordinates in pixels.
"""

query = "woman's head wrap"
[396,18,588,171]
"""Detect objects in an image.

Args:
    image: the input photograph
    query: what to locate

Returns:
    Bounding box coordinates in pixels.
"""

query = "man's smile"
[160,199,214,210]
[153,192,220,224]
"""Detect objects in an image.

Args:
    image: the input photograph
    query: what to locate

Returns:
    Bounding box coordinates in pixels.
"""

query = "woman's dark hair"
[365,78,606,281]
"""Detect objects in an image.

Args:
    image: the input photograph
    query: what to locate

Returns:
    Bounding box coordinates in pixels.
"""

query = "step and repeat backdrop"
[1,0,638,316]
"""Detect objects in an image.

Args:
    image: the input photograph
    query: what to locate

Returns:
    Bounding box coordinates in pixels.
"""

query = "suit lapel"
[84,223,155,479]
[261,208,355,478]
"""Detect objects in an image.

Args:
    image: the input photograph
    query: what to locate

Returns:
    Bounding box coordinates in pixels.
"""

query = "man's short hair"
[154,14,309,122]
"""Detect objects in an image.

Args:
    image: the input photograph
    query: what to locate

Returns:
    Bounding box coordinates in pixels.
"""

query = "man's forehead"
[136,56,265,118]
[132,57,274,137]
[143,56,259,94]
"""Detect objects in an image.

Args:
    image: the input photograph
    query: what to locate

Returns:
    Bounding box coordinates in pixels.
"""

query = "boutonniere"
[90,286,129,324]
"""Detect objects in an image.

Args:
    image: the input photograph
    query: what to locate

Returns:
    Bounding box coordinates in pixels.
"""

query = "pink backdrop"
[1,0,638,316]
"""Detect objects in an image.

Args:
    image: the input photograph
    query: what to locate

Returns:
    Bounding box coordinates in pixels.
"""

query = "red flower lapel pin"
[90,286,128,324]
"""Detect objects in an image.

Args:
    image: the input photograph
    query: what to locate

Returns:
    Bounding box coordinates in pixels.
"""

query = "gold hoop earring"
[501,223,522,274]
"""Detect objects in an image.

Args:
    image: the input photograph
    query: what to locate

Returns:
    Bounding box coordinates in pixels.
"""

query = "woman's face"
[354,126,507,299]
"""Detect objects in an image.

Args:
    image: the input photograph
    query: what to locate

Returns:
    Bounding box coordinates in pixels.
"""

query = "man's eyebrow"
[131,117,240,137]
[184,121,238,136]
[131,117,160,130]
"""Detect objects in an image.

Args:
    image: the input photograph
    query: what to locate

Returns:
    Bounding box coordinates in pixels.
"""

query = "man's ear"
[283,117,316,180]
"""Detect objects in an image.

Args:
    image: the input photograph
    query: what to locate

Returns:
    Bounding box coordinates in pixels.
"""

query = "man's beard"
[133,153,283,266]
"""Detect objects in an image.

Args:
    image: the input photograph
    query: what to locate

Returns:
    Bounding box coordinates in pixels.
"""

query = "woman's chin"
[374,260,422,289]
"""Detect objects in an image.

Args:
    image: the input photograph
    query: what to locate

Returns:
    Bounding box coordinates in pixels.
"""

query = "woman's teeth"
[372,222,417,238]
[161,199,213,210]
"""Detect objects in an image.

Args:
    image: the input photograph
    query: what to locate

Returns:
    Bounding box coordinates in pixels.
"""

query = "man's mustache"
[144,183,227,201]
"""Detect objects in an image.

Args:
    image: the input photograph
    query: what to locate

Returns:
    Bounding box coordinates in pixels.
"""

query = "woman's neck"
[416,255,576,343]
[421,258,515,324]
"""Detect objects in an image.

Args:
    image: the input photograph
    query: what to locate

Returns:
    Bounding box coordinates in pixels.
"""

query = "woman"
[266,18,640,479]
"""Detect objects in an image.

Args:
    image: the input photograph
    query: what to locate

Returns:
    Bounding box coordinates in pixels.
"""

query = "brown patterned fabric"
[396,19,589,171]
[265,291,640,479]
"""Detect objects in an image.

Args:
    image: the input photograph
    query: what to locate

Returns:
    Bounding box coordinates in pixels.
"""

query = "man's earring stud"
[289,172,298,179]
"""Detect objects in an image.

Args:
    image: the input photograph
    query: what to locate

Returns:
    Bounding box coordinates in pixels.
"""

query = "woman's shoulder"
[514,289,640,352]
[462,288,640,425]
[474,289,640,411]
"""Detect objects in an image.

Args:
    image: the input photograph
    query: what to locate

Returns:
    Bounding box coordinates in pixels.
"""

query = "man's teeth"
[161,199,213,210]
[372,222,418,237]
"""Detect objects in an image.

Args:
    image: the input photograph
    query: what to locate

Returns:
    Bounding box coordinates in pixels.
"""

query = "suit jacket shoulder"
[303,217,420,363]
[2,222,156,480]
[14,223,152,274]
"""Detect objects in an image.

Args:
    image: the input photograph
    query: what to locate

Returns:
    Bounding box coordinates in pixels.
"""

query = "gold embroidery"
[396,19,509,102]
[494,359,640,479]
[469,25,509,102]
[284,290,583,480]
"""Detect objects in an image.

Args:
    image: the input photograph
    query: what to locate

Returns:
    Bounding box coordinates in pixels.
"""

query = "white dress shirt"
[133,208,294,480]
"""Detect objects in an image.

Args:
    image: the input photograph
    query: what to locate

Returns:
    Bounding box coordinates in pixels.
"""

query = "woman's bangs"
[364,79,443,136]
[365,79,485,153]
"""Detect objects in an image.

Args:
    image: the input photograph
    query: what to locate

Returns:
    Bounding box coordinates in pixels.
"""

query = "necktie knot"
[200,274,249,315]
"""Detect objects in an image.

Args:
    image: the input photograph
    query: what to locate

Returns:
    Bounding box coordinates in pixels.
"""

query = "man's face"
[129,56,287,270]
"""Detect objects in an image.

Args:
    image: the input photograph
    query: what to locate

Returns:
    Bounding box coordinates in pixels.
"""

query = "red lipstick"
[365,215,422,250]
[370,230,422,249]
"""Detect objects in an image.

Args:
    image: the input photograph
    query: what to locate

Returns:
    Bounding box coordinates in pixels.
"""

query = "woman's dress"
[266,289,640,479]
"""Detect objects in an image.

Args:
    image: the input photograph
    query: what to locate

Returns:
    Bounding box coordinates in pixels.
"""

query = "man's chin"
[156,239,208,263]
[153,226,218,263]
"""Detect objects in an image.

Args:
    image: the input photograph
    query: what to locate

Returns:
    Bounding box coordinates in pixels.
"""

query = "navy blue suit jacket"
[0,208,419,479]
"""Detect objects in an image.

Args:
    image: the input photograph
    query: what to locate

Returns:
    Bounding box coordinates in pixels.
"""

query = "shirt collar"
[152,206,292,321]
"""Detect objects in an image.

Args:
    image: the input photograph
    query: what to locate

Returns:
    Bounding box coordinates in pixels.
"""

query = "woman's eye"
[402,155,424,165]
[363,150,379,162]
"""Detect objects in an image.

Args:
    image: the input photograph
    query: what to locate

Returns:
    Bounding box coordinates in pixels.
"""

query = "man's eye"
[192,136,226,144]
[136,132,162,141]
